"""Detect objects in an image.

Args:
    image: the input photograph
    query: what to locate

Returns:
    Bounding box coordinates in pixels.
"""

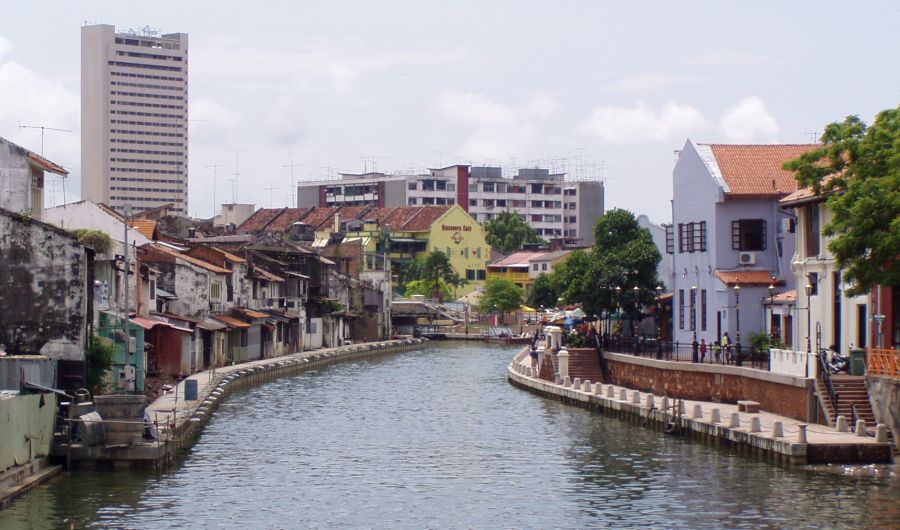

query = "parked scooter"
[824,346,849,374]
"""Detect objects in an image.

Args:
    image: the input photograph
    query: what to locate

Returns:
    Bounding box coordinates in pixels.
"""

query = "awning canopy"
[198,318,228,331]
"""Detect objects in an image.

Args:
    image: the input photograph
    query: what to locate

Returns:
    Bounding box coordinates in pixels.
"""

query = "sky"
[1,1,899,224]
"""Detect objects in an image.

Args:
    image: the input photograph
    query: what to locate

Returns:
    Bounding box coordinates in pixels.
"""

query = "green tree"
[71,228,113,254]
[420,250,459,300]
[784,108,900,295]
[484,211,545,253]
[405,279,452,301]
[552,209,661,328]
[527,273,558,308]
[480,278,524,315]
[86,334,114,394]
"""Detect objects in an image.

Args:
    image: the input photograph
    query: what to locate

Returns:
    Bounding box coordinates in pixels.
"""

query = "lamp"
[805,283,813,353]
[655,285,663,359]
[690,285,698,363]
[734,282,741,365]
[768,283,776,344]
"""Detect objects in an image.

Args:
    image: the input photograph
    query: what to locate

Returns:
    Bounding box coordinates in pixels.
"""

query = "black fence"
[580,335,770,370]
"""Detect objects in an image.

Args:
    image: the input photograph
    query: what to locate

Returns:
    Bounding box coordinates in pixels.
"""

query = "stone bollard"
[711,408,721,424]
[750,417,761,433]
[661,397,669,412]
[835,415,849,432]
[606,385,615,398]
[645,394,655,410]
[573,378,581,388]
[526,367,533,377]
[558,349,570,380]
[619,388,628,401]
[876,424,889,443]
[631,391,641,405]
[729,412,741,428]
[797,424,808,443]
[855,419,868,437]
[773,421,784,437]
[583,380,592,392]
[563,376,572,387]
[692,404,703,419]
[594,384,604,396]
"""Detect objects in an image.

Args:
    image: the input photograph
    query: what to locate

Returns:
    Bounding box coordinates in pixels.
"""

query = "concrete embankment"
[508,348,893,466]
[59,339,427,470]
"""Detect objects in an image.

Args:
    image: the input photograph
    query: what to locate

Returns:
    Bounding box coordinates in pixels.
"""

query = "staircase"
[565,348,605,383]
[817,375,876,427]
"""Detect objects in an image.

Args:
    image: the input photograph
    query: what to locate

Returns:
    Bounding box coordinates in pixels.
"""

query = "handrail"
[593,333,609,383]
[817,350,839,415]
[867,347,900,377]
[850,402,860,430]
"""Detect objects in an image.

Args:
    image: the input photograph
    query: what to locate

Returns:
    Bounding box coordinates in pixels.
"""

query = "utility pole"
[205,163,225,217]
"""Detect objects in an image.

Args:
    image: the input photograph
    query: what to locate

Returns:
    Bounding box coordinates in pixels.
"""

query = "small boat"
[483,328,535,345]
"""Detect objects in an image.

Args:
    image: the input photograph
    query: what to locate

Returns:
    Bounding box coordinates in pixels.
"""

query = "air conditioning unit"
[739,252,757,265]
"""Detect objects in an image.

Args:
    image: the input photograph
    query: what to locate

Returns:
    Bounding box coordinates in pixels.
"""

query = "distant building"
[637,214,673,291]
[669,141,817,349]
[81,24,189,215]
[297,165,604,247]
[213,203,255,227]
[0,136,68,221]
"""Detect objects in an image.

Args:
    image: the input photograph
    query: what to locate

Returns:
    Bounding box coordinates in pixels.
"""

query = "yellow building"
[486,251,546,293]
[342,205,490,296]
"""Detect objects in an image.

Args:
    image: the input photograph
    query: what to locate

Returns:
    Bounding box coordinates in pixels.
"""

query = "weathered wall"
[572,349,815,421]
[153,260,210,319]
[867,375,900,450]
[0,209,91,359]
[0,138,36,218]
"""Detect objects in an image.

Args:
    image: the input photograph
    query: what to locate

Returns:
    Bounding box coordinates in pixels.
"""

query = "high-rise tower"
[81,24,188,214]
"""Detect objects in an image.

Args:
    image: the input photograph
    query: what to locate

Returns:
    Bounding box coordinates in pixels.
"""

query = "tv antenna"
[18,122,71,155]
[226,148,247,202]
[205,163,225,217]
[282,159,303,207]
[264,186,280,208]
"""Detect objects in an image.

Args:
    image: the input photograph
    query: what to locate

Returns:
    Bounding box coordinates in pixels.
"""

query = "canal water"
[3,341,899,529]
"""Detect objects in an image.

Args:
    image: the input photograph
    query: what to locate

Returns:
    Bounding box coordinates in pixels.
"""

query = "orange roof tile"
[27,152,68,176]
[234,308,270,319]
[265,207,316,232]
[251,265,284,282]
[145,243,229,274]
[715,270,782,286]
[213,247,246,263]
[211,314,251,328]
[237,208,285,234]
[705,144,818,198]
[130,219,157,239]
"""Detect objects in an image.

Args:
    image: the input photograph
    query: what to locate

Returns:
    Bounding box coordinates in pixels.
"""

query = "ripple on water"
[1,342,899,529]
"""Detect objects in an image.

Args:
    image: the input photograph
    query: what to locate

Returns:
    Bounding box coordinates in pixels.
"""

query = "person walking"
[712,340,722,363]
[699,338,707,363]
[722,332,732,363]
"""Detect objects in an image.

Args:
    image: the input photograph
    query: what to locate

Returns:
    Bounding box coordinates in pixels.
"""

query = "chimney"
[333,213,341,233]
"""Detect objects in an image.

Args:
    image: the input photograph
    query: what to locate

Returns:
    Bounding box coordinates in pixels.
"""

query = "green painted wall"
[0,393,57,472]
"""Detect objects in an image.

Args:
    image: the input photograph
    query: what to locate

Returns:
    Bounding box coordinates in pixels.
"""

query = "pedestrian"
[529,347,539,371]
[722,332,732,363]
[712,340,721,363]
[699,338,707,363]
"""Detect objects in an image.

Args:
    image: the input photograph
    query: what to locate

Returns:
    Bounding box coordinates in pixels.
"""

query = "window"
[408,181,417,190]
[732,219,766,251]
[694,221,707,252]
[308,321,317,334]
[469,199,477,207]
[447,183,455,192]
[689,288,697,331]
[665,225,674,254]
[482,182,495,192]
[532,264,539,271]
[477,270,486,280]
[408,198,417,205]
[701,289,707,331]
[542,263,548,271]
[210,281,222,302]
[805,204,820,257]
[466,269,476,281]
[678,289,685,330]
[496,199,506,207]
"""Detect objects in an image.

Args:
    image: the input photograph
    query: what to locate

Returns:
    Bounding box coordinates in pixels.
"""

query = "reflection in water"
[1,342,898,529]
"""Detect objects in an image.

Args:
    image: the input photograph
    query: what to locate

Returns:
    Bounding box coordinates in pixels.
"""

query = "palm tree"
[422,250,456,301]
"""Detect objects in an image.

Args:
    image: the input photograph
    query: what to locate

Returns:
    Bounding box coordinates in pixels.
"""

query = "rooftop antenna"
[432,150,447,168]
[205,163,225,217]
[226,148,247,202]
[18,122,71,156]
[360,155,377,174]
[804,131,819,143]
[264,186,280,208]
[282,159,302,207]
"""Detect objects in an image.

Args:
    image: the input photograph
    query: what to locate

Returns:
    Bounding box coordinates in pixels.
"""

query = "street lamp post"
[768,283,776,344]
[805,283,813,354]
[690,285,698,363]
[633,285,640,350]
[734,282,742,366]
[614,286,621,348]
[655,285,663,359]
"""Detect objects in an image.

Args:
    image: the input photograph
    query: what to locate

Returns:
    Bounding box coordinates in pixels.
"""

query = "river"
[2,341,899,529]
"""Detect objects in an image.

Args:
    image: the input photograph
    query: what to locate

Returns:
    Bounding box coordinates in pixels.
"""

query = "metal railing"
[867,347,900,377]
[594,336,770,369]
[817,351,839,415]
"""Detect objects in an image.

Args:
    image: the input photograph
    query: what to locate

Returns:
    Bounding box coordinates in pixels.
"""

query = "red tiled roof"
[715,270,782,286]
[27,152,68,176]
[297,207,339,230]
[773,289,797,302]
[234,308,270,319]
[237,208,285,234]
[130,219,157,240]
[251,265,284,282]
[262,207,315,232]
[706,144,818,198]
[144,243,230,274]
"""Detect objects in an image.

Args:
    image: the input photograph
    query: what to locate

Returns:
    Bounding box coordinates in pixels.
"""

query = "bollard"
[594,384,603,396]
[606,385,615,398]
[835,415,848,432]
[692,404,703,419]
[711,408,721,424]
[619,388,628,401]
[645,394,655,410]
[729,412,741,428]
[750,416,761,433]
[563,376,572,387]
[876,424,889,443]
[798,424,808,443]
[631,391,641,405]
[772,421,784,437]
[526,367,533,377]
[557,349,570,379]
[573,378,581,389]
[855,419,867,437]
[583,380,592,392]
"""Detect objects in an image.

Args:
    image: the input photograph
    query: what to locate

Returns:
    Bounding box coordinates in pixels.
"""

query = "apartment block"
[297,165,604,247]
[81,24,188,215]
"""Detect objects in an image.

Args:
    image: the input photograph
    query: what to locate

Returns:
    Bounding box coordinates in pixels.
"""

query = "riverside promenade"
[507,347,893,465]
[58,338,426,469]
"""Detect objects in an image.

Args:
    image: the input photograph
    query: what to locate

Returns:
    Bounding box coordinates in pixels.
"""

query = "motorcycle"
[824,348,849,374]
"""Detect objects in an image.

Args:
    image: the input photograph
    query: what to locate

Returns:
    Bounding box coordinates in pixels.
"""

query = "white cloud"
[719,96,779,143]
[433,91,558,160]
[579,102,707,144]
[0,35,10,58]
[600,73,696,92]
[690,51,767,67]
[189,98,239,145]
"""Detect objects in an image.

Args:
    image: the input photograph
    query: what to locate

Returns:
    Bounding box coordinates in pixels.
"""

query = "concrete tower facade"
[81,24,188,214]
